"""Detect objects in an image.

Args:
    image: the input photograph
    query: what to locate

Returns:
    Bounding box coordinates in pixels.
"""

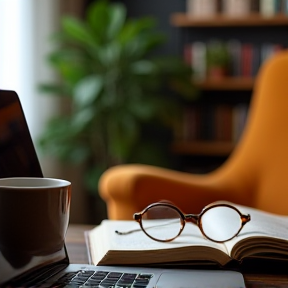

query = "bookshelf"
[171,140,234,156]
[195,77,254,90]
[171,13,288,27]
[170,9,288,164]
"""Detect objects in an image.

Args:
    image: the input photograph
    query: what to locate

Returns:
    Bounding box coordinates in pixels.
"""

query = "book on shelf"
[232,104,248,142]
[181,106,200,141]
[250,0,260,13]
[85,203,288,268]
[241,43,254,77]
[214,105,233,142]
[186,0,218,17]
[259,0,283,17]
[227,39,242,77]
[222,0,251,17]
[191,41,207,80]
[285,0,288,14]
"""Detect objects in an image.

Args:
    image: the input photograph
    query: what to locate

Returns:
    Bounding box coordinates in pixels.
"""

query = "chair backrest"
[217,50,288,214]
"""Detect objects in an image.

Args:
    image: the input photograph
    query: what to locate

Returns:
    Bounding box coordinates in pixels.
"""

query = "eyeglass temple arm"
[116,213,183,235]
[134,213,141,222]
[114,213,142,235]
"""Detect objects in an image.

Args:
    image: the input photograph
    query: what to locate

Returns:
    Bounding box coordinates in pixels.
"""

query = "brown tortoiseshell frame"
[133,201,251,243]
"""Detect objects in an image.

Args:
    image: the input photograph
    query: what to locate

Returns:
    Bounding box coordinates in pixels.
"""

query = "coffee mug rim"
[0,177,71,189]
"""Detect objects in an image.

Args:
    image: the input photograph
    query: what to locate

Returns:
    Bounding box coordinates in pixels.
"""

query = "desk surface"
[66,224,288,288]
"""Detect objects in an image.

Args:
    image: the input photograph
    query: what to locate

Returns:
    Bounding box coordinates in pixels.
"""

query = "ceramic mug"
[0,177,71,267]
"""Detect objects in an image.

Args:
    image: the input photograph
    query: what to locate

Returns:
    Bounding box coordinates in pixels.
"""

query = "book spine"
[186,0,218,17]
[214,105,226,141]
[251,44,261,77]
[191,42,207,80]
[241,44,253,77]
[200,0,218,16]
[232,104,248,142]
[186,0,196,15]
[199,104,214,141]
[182,106,200,141]
[250,0,260,13]
[227,39,242,77]
[274,0,282,13]
[222,0,251,17]
[183,44,192,67]
[261,43,283,65]
[260,0,277,17]
[285,0,288,15]
[222,105,233,142]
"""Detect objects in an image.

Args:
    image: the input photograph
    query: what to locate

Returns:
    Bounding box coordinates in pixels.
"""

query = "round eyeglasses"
[130,202,251,243]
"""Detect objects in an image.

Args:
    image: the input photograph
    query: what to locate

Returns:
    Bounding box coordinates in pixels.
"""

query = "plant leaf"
[107,113,139,158]
[87,0,110,41]
[71,107,95,132]
[107,3,126,39]
[74,75,103,107]
[62,16,96,47]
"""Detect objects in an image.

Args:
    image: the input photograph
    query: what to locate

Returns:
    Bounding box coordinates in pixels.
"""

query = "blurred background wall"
[1,0,287,224]
[0,0,188,225]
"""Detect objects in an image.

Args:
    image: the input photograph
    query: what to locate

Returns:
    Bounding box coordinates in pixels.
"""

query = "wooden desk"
[66,224,288,288]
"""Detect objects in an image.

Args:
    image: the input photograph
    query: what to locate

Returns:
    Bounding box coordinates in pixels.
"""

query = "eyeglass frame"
[133,201,251,243]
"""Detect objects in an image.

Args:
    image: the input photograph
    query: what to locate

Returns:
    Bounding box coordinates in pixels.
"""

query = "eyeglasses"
[116,202,251,243]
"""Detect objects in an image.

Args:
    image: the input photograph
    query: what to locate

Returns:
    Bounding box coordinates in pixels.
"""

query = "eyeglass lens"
[141,205,182,241]
[201,206,242,242]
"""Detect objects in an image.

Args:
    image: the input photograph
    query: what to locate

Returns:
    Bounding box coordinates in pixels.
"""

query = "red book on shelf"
[182,106,200,141]
[183,44,192,67]
[241,44,253,77]
[214,105,233,142]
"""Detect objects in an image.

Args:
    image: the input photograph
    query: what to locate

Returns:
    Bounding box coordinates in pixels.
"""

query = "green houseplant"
[206,40,231,79]
[39,0,197,195]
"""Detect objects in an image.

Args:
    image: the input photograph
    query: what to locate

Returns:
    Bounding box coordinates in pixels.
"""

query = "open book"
[85,204,288,267]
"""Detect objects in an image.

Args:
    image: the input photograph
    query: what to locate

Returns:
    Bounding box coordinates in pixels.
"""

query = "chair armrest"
[99,164,246,220]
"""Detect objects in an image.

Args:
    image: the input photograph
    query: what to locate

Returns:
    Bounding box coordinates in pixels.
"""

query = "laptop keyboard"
[52,270,154,287]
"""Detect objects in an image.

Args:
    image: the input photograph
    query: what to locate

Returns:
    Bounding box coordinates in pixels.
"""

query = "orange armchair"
[99,50,288,220]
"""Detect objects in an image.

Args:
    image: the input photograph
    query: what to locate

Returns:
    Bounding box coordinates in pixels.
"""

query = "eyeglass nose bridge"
[184,214,199,225]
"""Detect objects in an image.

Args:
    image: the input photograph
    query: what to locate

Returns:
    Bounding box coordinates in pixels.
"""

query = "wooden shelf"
[194,77,255,90]
[171,141,235,156]
[171,13,288,27]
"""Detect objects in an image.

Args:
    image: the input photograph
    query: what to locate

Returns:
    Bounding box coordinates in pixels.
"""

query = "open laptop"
[0,90,246,287]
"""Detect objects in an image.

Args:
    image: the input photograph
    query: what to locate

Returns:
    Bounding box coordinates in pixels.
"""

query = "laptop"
[0,90,246,288]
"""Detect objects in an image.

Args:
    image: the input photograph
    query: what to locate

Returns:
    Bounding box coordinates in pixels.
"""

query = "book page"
[223,204,288,258]
[108,220,226,250]
[87,220,229,265]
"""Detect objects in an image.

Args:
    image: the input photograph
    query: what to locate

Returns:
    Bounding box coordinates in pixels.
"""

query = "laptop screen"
[0,90,43,178]
[0,90,68,285]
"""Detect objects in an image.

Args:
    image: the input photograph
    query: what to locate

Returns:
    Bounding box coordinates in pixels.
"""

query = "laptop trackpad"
[156,270,245,288]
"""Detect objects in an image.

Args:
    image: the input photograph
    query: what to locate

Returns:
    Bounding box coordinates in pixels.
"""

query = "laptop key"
[117,279,134,285]
[100,279,118,286]
[107,272,123,278]
[134,279,149,285]
[84,279,102,285]
[137,274,153,279]
[121,273,137,279]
